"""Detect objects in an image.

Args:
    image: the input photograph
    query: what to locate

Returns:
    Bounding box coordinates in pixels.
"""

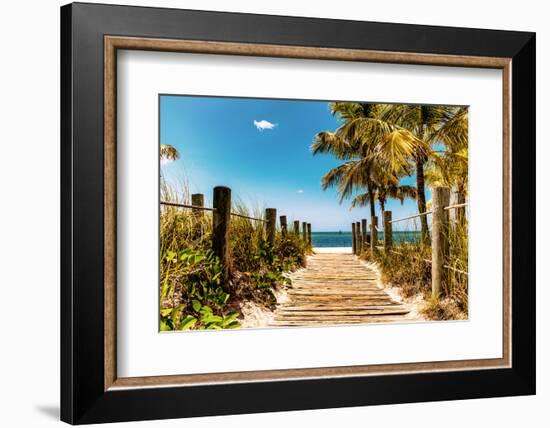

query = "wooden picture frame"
[61,2,535,424]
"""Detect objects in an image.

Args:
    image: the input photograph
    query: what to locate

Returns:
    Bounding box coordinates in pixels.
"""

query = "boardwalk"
[270,252,411,327]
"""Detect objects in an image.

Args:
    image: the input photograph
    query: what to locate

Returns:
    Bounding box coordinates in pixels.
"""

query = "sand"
[359,258,427,321]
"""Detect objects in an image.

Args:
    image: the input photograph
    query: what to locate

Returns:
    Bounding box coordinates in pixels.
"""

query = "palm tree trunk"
[367,184,375,245]
[454,190,466,227]
[379,200,385,220]
[367,186,375,219]
[415,158,431,245]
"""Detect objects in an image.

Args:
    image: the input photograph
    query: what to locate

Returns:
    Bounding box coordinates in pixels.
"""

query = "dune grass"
[361,217,468,320]
[159,181,309,331]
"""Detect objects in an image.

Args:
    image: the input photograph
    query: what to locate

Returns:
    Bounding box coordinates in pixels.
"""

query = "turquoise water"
[311,231,422,247]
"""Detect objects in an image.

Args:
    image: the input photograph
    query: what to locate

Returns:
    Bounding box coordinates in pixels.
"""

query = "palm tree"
[160,144,180,162]
[312,102,427,226]
[427,106,469,196]
[351,183,417,218]
[381,105,462,243]
[159,144,180,184]
[424,149,468,195]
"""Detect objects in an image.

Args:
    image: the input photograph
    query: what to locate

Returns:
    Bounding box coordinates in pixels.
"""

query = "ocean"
[311,231,422,248]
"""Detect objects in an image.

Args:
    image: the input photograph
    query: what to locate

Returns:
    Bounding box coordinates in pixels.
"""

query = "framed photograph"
[61,2,535,424]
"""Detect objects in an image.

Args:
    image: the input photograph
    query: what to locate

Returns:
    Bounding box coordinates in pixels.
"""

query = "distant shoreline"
[310,230,422,248]
[313,247,353,254]
[311,231,422,233]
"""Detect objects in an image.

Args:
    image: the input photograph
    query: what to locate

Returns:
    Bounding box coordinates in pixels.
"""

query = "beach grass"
[159,180,309,331]
[361,218,468,320]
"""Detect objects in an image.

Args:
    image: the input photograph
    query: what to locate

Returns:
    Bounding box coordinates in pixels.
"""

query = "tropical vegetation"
[159,179,309,331]
[312,102,469,320]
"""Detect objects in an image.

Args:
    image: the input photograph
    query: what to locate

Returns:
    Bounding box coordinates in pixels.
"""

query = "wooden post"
[191,193,204,217]
[431,186,451,298]
[302,221,307,242]
[355,221,362,254]
[265,208,277,246]
[307,223,312,245]
[453,190,466,227]
[361,218,367,247]
[351,223,357,254]
[383,211,393,250]
[293,220,300,235]
[212,186,231,287]
[370,216,378,254]
[280,215,288,237]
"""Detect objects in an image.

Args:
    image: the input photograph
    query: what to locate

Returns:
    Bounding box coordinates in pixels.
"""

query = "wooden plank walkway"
[270,252,410,327]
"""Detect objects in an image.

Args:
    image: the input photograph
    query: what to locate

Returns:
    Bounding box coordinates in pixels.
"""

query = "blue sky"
[160,95,429,232]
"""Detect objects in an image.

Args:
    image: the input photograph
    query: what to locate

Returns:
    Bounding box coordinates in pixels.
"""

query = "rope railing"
[388,202,467,224]
[160,200,266,222]
[389,210,432,224]
[160,201,217,211]
[444,265,468,275]
[444,202,468,211]
[230,212,267,222]
[389,249,468,274]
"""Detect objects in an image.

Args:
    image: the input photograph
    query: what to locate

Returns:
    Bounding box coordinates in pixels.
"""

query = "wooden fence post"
[280,215,288,237]
[431,186,451,298]
[294,220,300,235]
[302,221,307,243]
[307,223,312,245]
[453,190,466,227]
[370,216,378,254]
[351,223,357,254]
[212,186,231,287]
[361,218,367,247]
[356,221,362,254]
[383,211,393,250]
[265,208,277,246]
[191,193,204,217]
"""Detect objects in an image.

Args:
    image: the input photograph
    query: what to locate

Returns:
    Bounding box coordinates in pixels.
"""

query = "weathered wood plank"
[270,317,411,326]
[269,251,413,327]
[276,309,410,317]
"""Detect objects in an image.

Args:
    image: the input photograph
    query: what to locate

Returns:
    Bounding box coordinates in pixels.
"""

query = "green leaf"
[160,265,171,298]
[165,250,177,262]
[193,254,206,264]
[160,319,172,331]
[171,305,185,323]
[160,308,172,317]
[226,321,241,329]
[202,315,223,325]
[191,299,202,312]
[222,311,239,327]
[222,292,230,305]
[206,324,222,330]
[178,315,197,330]
[200,306,213,317]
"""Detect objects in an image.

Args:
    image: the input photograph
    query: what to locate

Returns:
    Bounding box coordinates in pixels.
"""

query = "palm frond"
[311,131,354,159]
[433,106,468,150]
[160,144,180,161]
[350,192,373,208]
[376,129,428,173]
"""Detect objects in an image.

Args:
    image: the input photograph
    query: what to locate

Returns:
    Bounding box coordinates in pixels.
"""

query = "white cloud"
[253,119,277,131]
[297,189,304,194]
